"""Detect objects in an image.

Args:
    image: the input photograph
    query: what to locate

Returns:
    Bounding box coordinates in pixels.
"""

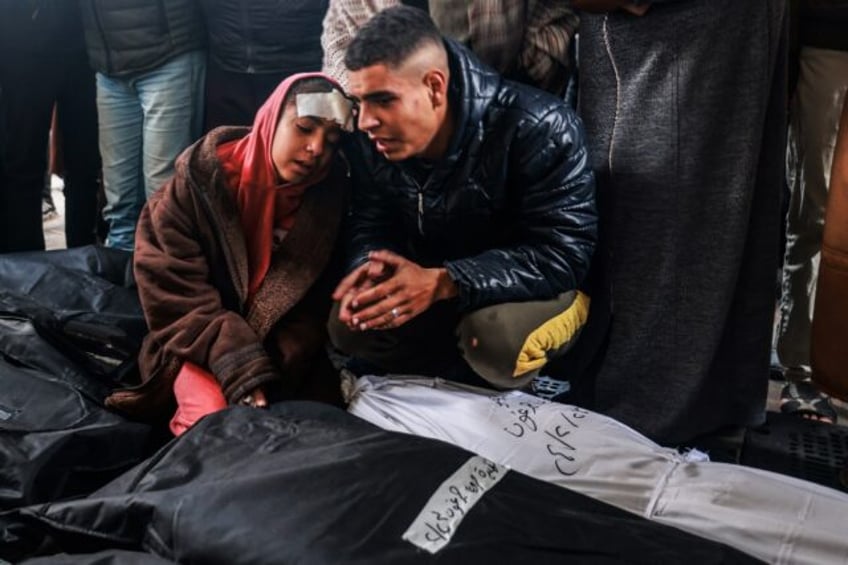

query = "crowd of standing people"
[0,0,846,452]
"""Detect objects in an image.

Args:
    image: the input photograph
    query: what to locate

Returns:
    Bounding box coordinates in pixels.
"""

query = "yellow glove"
[514,291,590,377]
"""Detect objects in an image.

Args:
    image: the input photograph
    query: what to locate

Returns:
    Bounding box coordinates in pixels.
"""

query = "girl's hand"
[239,387,267,408]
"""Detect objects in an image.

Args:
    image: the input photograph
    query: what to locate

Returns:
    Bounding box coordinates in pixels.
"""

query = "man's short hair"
[344,6,443,71]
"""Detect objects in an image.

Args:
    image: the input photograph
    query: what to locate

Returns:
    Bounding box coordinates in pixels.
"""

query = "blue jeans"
[98,50,205,251]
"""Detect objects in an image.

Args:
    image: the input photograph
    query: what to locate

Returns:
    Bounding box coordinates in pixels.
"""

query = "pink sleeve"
[169,362,229,436]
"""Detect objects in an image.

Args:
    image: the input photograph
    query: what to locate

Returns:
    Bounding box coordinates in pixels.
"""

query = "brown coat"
[106,127,348,421]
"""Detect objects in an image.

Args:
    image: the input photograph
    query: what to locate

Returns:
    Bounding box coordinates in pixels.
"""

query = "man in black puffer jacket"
[79,0,206,252]
[329,6,596,390]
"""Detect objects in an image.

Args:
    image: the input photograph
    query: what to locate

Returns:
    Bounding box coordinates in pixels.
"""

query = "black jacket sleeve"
[444,105,597,311]
[343,136,406,273]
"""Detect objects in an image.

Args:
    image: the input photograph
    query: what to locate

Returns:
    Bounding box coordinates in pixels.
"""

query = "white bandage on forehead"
[296,90,355,132]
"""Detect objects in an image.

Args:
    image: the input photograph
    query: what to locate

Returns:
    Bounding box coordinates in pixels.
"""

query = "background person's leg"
[98,73,144,252]
[138,50,206,200]
[777,47,848,379]
[0,55,58,252]
[57,53,100,248]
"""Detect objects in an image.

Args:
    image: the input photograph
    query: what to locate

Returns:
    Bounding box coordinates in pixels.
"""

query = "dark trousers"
[328,292,583,389]
[204,61,292,132]
[0,51,100,253]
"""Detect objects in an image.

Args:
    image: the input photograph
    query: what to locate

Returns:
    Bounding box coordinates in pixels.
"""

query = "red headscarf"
[215,72,346,298]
